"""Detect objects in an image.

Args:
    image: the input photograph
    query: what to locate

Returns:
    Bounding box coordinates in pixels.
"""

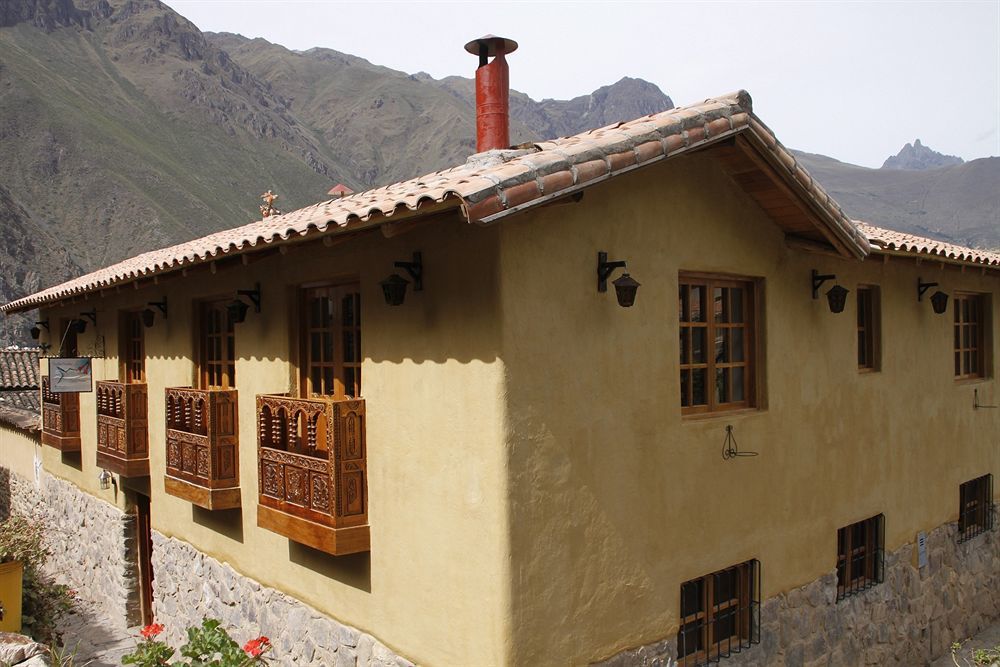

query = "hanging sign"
[49,358,93,393]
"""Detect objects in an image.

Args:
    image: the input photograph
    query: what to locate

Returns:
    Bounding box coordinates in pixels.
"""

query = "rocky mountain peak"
[0,0,106,31]
[882,139,964,170]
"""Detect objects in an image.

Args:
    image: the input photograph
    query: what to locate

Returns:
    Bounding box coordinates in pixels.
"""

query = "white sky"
[167,0,1000,169]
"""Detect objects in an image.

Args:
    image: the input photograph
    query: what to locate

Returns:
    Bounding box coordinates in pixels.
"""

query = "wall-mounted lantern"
[598,252,640,308]
[143,298,168,328]
[382,251,423,306]
[811,270,848,313]
[228,284,261,323]
[98,469,113,490]
[380,274,410,306]
[918,278,949,315]
[29,320,48,340]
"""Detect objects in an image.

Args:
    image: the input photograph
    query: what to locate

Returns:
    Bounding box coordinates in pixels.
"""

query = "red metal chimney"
[464,35,518,153]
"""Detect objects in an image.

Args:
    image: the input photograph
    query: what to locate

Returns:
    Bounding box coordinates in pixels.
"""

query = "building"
[1,36,998,667]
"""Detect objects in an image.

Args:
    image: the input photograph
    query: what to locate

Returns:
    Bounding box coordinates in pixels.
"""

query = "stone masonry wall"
[0,466,140,628]
[152,533,414,667]
[597,521,1000,666]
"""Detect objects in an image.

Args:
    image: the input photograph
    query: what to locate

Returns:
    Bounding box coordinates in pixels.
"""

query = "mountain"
[795,151,999,248]
[882,139,965,170]
[0,0,996,348]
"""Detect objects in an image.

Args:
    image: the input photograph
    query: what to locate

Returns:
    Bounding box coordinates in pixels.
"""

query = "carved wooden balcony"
[257,395,369,555]
[41,376,81,451]
[164,387,240,510]
[95,381,149,477]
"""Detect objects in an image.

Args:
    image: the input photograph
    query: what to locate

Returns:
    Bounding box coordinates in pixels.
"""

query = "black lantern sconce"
[598,251,641,308]
[143,298,168,328]
[228,284,261,324]
[918,278,949,315]
[812,270,849,313]
[381,252,423,306]
[72,318,87,334]
[29,320,49,340]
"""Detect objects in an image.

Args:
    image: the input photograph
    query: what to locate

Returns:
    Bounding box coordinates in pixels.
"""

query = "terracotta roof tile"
[857,222,1000,267]
[3,90,872,313]
[0,349,40,390]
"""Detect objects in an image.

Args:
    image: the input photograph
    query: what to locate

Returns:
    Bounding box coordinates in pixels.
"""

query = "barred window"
[836,514,884,600]
[959,474,994,542]
[678,560,760,666]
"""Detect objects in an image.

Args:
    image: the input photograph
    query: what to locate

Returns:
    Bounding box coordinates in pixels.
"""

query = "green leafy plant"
[0,513,76,644]
[122,619,272,667]
[951,640,1000,667]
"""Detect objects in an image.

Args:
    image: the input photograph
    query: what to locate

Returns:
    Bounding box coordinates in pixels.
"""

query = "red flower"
[140,622,164,639]
[243,636,271,658]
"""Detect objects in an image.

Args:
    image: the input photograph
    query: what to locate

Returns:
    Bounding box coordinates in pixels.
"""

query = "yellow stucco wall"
[36,218,513,666]
[0,422,40,484]
[497,152,999,665]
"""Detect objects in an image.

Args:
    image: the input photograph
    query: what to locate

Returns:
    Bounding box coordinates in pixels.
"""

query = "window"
[836,514,884,600]
[857,286,880,371]
[679,276,756,414]
[954,293,986,379]
[959,474,994,542]
[199,300,236,390]
[678,560,760,666]
[121,311,145,383]
[300,282,362,399]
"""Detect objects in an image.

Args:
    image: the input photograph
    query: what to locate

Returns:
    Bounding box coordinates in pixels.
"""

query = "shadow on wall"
[192,506,244,544]
[60,450,82,472]
[0,467,10,521]
[289,542,371,594]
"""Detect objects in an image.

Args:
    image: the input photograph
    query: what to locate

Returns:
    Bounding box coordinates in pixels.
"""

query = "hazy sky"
[167,1,999,169]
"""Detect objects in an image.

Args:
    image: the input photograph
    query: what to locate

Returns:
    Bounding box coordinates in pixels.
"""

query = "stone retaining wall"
[152,533,413,667]
[0,466,140,628]
[597,522,1000,666]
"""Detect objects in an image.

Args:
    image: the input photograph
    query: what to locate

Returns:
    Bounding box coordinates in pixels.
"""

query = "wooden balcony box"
[164,387,241,510]
[256,395,369,556]
[96,381,149,477]
[41,376,81,452]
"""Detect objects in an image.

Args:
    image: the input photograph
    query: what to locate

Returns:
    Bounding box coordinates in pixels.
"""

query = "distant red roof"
[327,183,355,197]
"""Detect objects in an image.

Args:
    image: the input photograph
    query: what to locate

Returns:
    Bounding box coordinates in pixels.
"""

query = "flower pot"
[0,560,23,632]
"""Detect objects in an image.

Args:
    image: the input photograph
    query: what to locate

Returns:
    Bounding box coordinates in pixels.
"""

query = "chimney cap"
[464,35,518,57]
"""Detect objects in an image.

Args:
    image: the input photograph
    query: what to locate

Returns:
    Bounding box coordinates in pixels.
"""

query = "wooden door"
[135,493,154,625]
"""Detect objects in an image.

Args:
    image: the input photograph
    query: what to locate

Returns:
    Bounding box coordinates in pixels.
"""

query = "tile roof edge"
[856,221,1000,268]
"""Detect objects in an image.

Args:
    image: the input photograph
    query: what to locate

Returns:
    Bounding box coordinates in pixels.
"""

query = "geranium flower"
[140,622,165,639]
[243,636,271,658]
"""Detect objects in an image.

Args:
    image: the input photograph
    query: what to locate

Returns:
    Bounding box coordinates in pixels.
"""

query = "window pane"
[323,333,334,361]
[680,370,690,406]
[692,369,707,405]
[344,331,356,363]
[692,329,706,364]
[681,580,704,616]
[690,286,704,322]
[343,295,355,327]
[679,329,689,364]
[311,334,321,361]
[732,367,745,402]
[731,289,744,323]
[678,621,704,657]
[858,331,866,366]
[679,286,688,322]
[323,368,334,395]
[715,330,728,364]
[714,287,725,322]
[731,327,744,362]
[716,368,729,404]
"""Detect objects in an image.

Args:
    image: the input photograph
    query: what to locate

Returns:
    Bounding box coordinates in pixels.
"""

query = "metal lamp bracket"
[148,298,168,318]
[237,283,262,312]
[598,251,627,292]
[811,270,836,299]
[917,279,939,301]
[394,252,423,291]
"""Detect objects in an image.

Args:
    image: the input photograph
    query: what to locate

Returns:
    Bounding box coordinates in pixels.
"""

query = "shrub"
[0,513,76,644]
[122,619,272,667]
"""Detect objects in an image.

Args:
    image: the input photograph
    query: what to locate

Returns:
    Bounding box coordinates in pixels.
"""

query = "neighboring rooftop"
[0,348,40,432]
[857,222,1000,268]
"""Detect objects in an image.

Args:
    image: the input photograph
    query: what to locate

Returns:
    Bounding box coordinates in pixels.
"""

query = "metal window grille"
[677,559,760,666]
[836,514,885,601]
[959,474,995,543]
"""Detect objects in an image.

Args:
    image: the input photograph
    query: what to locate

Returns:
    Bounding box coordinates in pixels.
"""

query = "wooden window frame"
[679,273,759,416]
[297,279,362,400]
[197,299,236,390]
[836,514,884,600]
[119,310,146,383]
[954,293,987,380]
[959,474,995,542]
[678,560,760,666]
[856,285,880,372]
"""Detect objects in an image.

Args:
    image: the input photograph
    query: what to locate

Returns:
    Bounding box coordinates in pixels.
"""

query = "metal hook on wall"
[722,424,759,460]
